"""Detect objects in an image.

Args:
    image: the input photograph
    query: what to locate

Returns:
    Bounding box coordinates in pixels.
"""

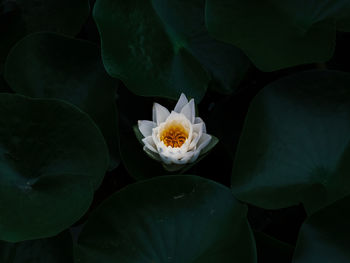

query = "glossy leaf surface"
[76,175,256,263]
[293,195,350,263]
[232,70,350,214]
[205,0,350,70]
[93,0,249,100]
[0,94,109,242]
[4,32,120,170]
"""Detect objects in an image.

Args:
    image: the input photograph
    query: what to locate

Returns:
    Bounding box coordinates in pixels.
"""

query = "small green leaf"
[232,70,350,214]
[0,230,73,263]
[293,195,350,263]
[0,94,109,242]
[4,32,120,170]
[76,175,257,263]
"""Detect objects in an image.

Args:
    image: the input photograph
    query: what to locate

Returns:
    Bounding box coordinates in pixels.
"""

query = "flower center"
[160,122,189,148]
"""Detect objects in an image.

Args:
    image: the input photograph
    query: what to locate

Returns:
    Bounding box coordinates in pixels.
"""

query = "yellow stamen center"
[160,122,188,148]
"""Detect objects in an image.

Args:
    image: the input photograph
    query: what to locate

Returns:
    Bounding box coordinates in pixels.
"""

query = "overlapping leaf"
[232,70,350,214]
[206,0,350,71]
[93,0,249,100]
[0,94,109,242]
[0,0,89,71]
[293,195,350,263]
[4,32,120,170]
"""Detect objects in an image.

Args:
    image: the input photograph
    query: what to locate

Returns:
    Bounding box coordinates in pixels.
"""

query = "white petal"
[159,152,172,164]
[174,93,188,113]
[195,117,206,133]
[179,151,195,163]
[152,103,170,125]
[143,146,161,161]
[162,163,185,172]
[166,145,187,159]
[196,133,212,152]
[180,99,195,123]
[152,127,161,145]
[188,123,203,150]
[157,144,190,164]
[189,150,201,163]
[188,132,198,151]
[192,122,204,134]
[138,120,156,138]
[167,152,188,164]
[142,136,157,152]
[171,158,186,165]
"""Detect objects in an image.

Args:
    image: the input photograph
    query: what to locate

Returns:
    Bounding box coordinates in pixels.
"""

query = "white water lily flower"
[137,93,213,170]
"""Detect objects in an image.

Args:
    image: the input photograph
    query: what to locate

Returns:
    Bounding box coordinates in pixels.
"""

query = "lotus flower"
[137,93,216,171]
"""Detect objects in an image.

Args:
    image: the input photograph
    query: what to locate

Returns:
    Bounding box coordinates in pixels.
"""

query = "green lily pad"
[0,230,73,263]
[293,195,350,263]
[150,0,250,95]
[0,94,109,242]
[93,0,249,100]
[4,32,120,170]
[232,70,350,214]
[205,0,350,71]
[0,0,89,72]
[75,175,256,263]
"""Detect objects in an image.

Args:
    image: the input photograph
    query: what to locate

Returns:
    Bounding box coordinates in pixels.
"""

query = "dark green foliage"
[93,0,249,100]
[0,94,109,242]
[76,175,256,263]
[232,70,350,214]
[206,0,350,70]
[0,0,89,71]
[4,32,120,170]
[293,195,350,263]
[0,231,73,263]
[1,0,350,262]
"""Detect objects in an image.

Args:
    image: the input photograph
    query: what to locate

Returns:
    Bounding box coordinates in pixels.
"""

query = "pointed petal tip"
[180,98,195,123]
[153,102,170,125]
[174,93,189,113]
[138,120,156,138]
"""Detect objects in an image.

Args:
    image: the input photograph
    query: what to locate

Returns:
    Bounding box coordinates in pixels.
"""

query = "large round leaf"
[93,0,247,100]
[76,175,256,263]
[0,94,109,242]
[293,195,350,263]
[205,0,350,71]
[0,230,73,263]
[232,70,350,214]
[4,32,120,170]
[0,0,89,71]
